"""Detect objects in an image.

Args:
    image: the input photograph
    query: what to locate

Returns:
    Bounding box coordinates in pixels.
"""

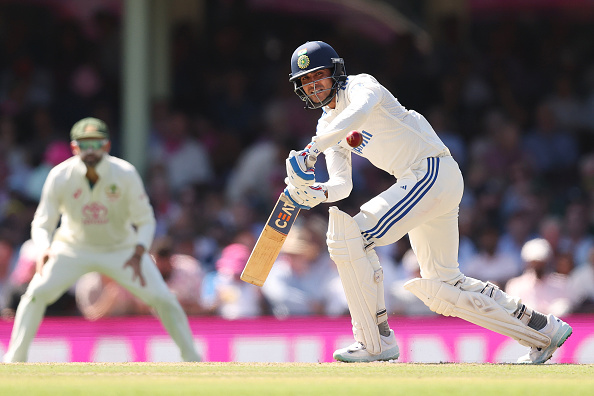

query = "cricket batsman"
[2,117,200,363]
[283,41,572,363]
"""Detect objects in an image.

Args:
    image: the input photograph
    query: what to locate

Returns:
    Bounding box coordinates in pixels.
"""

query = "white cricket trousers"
[3,242,200,362]
[355,154,465,283]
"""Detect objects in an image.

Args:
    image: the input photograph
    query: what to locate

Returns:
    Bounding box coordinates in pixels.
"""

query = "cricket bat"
[240,192,300,286]
[240,131,348,287]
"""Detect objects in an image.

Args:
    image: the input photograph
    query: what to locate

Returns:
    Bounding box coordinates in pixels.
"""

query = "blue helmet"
[289,41,347,109]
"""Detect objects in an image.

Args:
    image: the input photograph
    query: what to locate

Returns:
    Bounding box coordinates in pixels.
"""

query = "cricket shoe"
[333,330,399,363]
[517,314,573,364]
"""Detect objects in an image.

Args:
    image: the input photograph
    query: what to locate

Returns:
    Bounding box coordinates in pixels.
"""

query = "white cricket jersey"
[317,73,449,202]
[31,154,156,252]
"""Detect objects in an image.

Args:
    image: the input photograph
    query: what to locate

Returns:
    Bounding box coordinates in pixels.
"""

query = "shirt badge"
[105,184,121,201]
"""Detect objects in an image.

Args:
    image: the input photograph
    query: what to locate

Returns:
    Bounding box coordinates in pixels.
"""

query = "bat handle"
[305,153,317,169]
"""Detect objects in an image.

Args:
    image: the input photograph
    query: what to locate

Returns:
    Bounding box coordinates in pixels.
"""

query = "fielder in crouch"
[284,41,572,364]
[2,117,200,363]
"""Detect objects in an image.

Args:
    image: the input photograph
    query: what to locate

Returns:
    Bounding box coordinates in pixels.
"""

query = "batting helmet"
[289,41,347,109]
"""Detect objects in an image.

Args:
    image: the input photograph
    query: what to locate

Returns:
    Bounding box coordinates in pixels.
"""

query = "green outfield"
[0,362,592,396]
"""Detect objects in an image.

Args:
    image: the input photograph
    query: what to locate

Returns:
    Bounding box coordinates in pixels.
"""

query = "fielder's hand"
[35,248,52,276]
[286,150,315,189]
[124,248,146,287]
[284,183,327,210]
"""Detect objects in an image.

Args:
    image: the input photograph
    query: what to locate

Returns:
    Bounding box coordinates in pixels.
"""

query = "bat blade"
[240,193,300,286]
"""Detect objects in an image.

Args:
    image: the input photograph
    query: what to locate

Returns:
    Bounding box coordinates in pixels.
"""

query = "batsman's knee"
[327,207,366,264]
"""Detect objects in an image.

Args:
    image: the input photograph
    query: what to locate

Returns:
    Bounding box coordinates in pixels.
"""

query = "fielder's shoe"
[517,314,573,364]
[333,330,400,363]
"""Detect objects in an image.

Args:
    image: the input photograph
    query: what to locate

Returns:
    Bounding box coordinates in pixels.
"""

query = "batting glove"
[286,150,315,189]
[284,183,327,210]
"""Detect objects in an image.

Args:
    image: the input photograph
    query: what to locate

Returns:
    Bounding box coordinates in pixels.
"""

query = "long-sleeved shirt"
[31,154,156,252]
[315,73,449,203]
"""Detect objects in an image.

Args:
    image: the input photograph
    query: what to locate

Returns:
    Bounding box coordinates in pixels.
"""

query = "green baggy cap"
[70,117,109,140]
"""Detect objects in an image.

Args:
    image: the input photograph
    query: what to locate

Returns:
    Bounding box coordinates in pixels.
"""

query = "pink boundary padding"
[0,315,592,362]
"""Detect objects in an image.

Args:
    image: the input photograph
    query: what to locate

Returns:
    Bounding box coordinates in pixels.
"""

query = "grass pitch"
[0,362,592,396]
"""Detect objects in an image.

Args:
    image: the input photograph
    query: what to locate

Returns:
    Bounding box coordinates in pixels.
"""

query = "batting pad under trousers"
[3,243,200,363]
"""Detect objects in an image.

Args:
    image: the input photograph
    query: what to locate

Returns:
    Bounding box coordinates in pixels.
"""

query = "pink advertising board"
[1,315,593,363]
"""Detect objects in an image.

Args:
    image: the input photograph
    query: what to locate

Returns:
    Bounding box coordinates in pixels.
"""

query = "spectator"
[224,138,286,206]
[146,164,181,237]
[505,238,574,317]
[202,242,265,319]
[537,216,563,258]
[0,116,31,195]
[427,106,467,169]
[500,160,543,221]
[559,200,594,267]
[24,141,71,202]
[568,246,594,313]
[388,249,435,316]
[522,101,578,177]
[496,210,537,274]
[150,111,214,194]
[578,153,594,203]
[546,74,583,132]
[262,224,345,318]
[75,272,145,320]
[555,252,575,277]
[149,236,205,315]
[0,56,52,116]
[303,213,349,317]
[482,120,525,182]
[464,225,520,288]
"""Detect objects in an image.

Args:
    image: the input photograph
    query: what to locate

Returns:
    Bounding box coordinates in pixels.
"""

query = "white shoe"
[517,314,572,364]
[333,330,400,363]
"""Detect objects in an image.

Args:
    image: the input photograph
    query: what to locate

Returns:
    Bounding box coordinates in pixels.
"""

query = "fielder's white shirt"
[31,154,156,252]
[317,74,449,202]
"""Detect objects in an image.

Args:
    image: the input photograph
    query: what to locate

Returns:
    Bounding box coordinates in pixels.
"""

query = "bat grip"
[305,153,317,169]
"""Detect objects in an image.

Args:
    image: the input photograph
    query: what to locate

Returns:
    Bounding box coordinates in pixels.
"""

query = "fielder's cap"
[521,238,552,263]
[70,117,109,140]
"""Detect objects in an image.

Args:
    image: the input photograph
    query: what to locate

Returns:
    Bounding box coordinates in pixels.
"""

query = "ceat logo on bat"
[268,199,297,235]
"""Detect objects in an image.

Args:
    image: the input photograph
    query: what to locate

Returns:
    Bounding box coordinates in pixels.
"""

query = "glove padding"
[286,150,315,189]
[284,183,327,210]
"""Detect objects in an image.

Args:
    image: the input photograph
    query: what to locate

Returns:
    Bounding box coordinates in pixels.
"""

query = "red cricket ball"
[346,130,363,148]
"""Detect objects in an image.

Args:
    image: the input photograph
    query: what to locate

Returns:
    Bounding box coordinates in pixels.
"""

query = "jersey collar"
[73,153,110,177]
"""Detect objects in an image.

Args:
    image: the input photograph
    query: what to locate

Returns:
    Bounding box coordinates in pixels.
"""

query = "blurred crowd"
[1,2,594,321]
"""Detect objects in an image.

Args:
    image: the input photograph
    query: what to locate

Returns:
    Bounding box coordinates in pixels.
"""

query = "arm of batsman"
[283,183,328,210]
[286,149,316,189]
